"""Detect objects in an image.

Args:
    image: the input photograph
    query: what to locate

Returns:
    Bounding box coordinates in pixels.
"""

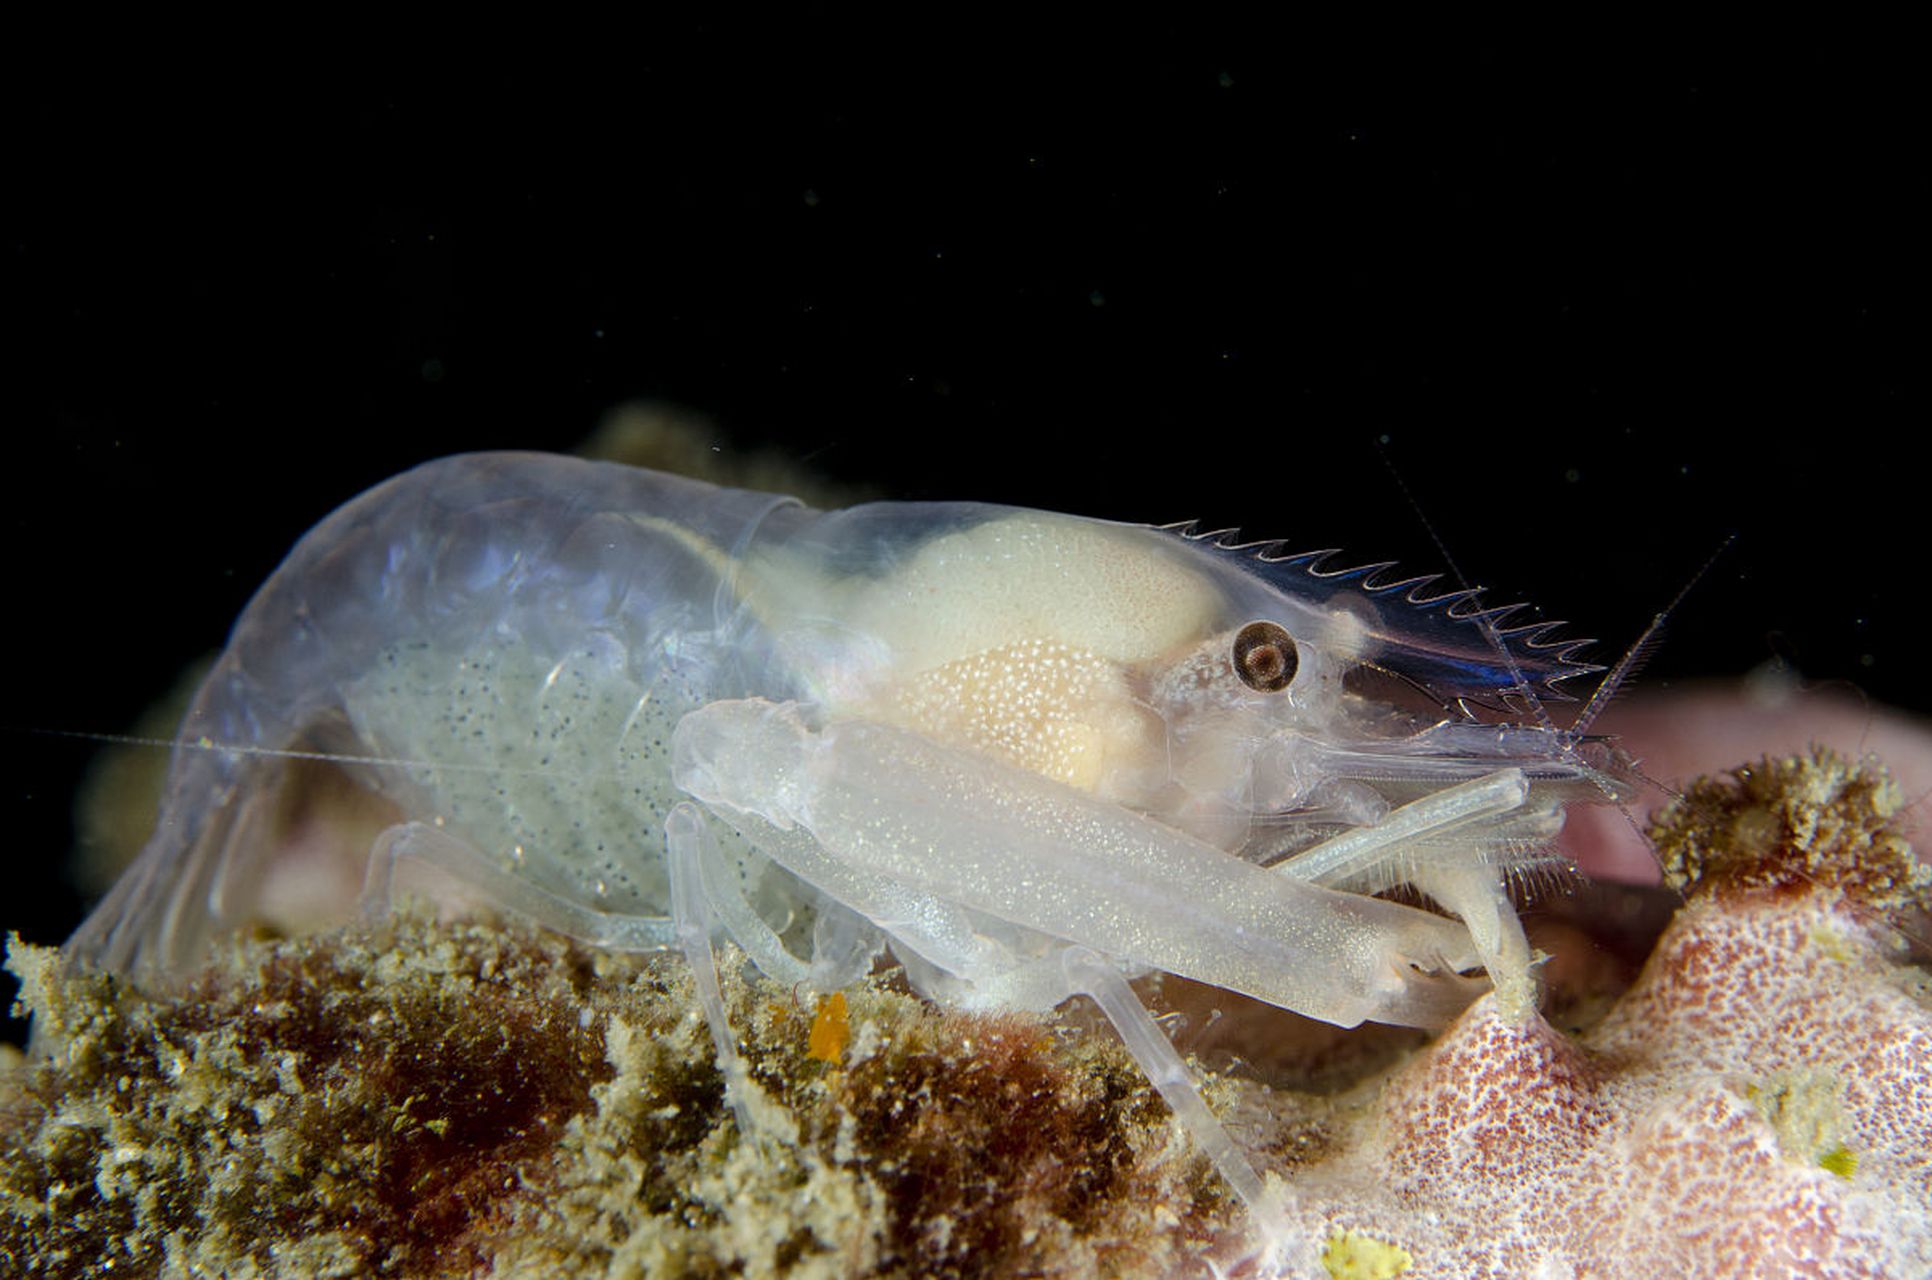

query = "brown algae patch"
[2,918,619,1277]
[1,915,1231,1278]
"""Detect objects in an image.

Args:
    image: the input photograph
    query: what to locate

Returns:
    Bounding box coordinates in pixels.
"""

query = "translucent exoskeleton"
[65,452,1633,1267]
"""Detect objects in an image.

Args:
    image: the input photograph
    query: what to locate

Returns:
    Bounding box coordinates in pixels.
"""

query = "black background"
[4,30,1923,1035]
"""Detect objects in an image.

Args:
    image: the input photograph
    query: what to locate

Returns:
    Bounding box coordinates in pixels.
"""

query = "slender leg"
[360,821,677,950]
[1408,861,1537,1018]
[1270,771,1542,1017]
[686,815,817,990]
[808,901,885,990]
[1060,947,1292,1269]
[666,802,760,1138]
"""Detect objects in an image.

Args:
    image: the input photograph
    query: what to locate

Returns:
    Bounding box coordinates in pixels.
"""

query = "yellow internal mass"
[886,637,1135,791]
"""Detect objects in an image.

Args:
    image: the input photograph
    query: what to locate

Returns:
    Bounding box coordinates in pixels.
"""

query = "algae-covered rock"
[1649,746,1932,908]
[1,914,1228,1278]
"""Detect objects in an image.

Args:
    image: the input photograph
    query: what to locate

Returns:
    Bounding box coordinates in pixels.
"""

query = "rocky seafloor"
[4,747,1929,1279]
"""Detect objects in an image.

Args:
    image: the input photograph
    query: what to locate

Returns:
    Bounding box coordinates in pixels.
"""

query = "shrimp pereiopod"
[65,452,1632,1265]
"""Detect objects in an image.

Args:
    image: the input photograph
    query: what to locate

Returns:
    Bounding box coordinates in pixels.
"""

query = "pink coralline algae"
[1267,748,1932,1280]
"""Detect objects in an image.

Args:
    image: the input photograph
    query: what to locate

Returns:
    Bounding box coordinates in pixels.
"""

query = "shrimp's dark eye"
[1231,621,1299,693]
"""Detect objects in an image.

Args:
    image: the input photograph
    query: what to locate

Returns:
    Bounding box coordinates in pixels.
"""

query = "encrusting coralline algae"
[4,746,1929,1278]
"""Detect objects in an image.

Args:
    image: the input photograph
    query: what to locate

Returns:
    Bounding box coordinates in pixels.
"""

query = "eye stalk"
[1232,620,1298,693]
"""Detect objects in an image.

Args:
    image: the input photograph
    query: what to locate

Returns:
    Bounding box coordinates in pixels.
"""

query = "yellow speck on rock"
[809,990,850,1063]
[1322,1228,1414,1278]
[1750,1069,1852,1175]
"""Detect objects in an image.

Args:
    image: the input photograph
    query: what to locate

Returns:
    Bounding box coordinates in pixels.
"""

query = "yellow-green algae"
[1746,1069,1857,1179]
[1817,1143,1859,1178]
[1,914,1236,1278]
[1319,1228,1413,1278]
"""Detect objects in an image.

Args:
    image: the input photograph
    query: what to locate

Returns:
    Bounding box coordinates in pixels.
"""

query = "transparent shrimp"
[64,451,1633,1267]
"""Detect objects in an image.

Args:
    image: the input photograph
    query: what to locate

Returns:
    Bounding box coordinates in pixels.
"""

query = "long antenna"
[26,726,583,782]
[1373,436,1557,734]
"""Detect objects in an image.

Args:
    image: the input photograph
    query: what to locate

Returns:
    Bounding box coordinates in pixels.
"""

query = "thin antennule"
[1569,534,1736,739]
[1372,439,1559,736]
[1554,536,1738,883]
